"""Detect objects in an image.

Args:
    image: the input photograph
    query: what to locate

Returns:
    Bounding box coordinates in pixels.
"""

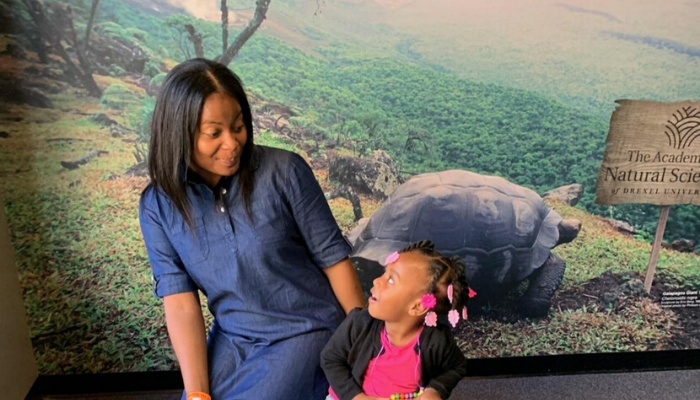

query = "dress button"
[220,207,225,213]
[222,188,227,194]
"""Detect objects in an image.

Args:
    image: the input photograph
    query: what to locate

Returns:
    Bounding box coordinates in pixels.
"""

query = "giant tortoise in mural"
[347,170,582,318]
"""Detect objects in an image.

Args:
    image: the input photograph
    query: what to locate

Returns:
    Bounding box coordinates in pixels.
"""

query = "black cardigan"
[320,308,466,400]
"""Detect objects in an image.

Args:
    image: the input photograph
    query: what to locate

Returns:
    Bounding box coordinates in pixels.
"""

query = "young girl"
[321,240,474,400]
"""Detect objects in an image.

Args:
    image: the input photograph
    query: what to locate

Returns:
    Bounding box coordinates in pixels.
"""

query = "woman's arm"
[139,193,210,396]
[323,257,365,314]
[282,153,364,313]
[163,292,209,395]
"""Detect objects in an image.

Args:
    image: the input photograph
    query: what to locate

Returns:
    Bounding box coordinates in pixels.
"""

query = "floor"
[36,369,700,400]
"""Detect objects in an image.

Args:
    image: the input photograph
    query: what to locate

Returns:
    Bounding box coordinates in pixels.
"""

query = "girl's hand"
[418,388,443,400]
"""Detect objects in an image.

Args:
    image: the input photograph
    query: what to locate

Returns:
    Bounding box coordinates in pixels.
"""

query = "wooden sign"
[595,99,700,293]
[596,100,700,206]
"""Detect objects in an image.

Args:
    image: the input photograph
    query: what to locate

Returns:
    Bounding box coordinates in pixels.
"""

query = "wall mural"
[0,0,698,374]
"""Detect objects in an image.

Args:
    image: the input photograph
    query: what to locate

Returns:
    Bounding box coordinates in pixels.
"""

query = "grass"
[0,65,173,371]
[457,298,675,358]
[255,128,298,152]
[551,200,700,289]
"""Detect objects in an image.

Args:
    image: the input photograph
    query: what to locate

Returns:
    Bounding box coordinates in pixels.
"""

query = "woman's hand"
[418,388,443,399]
[351,394,390,400]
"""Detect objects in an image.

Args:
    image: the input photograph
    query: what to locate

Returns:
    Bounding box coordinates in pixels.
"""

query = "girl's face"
[191,92,247,187]
[368,251,432,322]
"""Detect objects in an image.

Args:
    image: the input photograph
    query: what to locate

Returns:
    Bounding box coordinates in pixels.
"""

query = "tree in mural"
[403,127,431,154]
[168,0,273,65]
[217,0,272,65]
[221,0,230,54]
[164,15,207,60]
[83,0,101,55]
[20,0,102,97]
[185,23,205,59]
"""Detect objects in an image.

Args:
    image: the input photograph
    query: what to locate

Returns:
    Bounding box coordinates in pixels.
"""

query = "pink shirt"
[329,328,422,399]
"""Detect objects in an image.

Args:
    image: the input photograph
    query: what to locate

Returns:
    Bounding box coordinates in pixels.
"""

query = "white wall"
[0,197,38,399]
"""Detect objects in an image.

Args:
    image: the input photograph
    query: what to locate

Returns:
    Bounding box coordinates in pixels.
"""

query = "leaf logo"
[665,106,700,150]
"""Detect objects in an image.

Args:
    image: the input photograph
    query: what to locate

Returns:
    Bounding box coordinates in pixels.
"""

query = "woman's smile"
[215,155,238,167]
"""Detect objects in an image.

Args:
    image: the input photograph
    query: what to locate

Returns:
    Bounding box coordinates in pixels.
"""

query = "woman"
[138,58,364,400]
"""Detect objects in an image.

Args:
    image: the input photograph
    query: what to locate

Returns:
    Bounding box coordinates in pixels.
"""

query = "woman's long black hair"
[147,58,255,229]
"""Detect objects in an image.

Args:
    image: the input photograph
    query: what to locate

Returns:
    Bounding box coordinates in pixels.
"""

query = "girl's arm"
[323,257,365,314]
[164,292,209,395]
[424,333,467,399]
[321,308,367,400]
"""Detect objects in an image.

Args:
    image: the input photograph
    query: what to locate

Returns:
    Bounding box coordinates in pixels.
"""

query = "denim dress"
[139,146,351,400]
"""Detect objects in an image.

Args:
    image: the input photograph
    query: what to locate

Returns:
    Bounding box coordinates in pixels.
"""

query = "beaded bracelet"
[390,389,423,399]
[186,391,211,400]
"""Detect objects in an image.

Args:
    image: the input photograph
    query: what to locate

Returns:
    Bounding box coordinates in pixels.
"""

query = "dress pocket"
[171,216,210,264]
[249,197,288,243]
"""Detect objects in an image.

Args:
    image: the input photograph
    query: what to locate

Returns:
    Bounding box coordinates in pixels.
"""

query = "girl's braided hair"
[399,240,470,315]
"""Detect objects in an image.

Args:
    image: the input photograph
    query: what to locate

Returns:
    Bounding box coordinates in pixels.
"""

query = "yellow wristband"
[186,391,211,400]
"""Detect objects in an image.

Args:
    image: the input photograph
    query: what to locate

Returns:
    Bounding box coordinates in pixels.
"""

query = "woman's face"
[191,92,247,187]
